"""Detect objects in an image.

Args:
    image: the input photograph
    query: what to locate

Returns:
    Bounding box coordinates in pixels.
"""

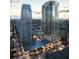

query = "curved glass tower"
[42,1,59,35]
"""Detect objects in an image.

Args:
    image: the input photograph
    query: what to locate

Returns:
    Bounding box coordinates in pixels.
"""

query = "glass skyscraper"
[59,19,69,41]
[17,4,32,48]
[42,1,59,35]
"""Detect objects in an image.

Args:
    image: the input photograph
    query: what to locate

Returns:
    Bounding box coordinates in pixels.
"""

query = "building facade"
[42,1,59,35]
[21,4,32,46]
[10,19,25,58]
[32,19,42,35]
[59,19,69,41]
[15,4,32,48]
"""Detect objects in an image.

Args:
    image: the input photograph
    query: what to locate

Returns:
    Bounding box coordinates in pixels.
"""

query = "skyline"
[10,0,69,19]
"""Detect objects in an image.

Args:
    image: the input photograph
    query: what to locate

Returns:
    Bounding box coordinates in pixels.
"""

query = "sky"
[10,0,69,19]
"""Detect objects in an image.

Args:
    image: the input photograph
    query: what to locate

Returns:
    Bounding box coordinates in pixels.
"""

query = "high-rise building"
[59,19,69,41]
[42,1,59,35]
[32,19,42,35]
[10,22,24,58]
[16,4,32,48]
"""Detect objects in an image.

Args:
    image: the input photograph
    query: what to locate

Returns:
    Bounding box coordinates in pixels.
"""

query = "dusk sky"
[10,0,69,19]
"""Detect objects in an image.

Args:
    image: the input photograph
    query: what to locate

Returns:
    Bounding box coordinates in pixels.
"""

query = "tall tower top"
[22,4,31,10]
[21,4,32,18]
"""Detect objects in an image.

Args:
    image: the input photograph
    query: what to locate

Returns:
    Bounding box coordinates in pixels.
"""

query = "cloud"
[32,11,41,19]
[59,7,69,19]
[59,10,69,13]
[32,11,41,14]
[10,0,22,3]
